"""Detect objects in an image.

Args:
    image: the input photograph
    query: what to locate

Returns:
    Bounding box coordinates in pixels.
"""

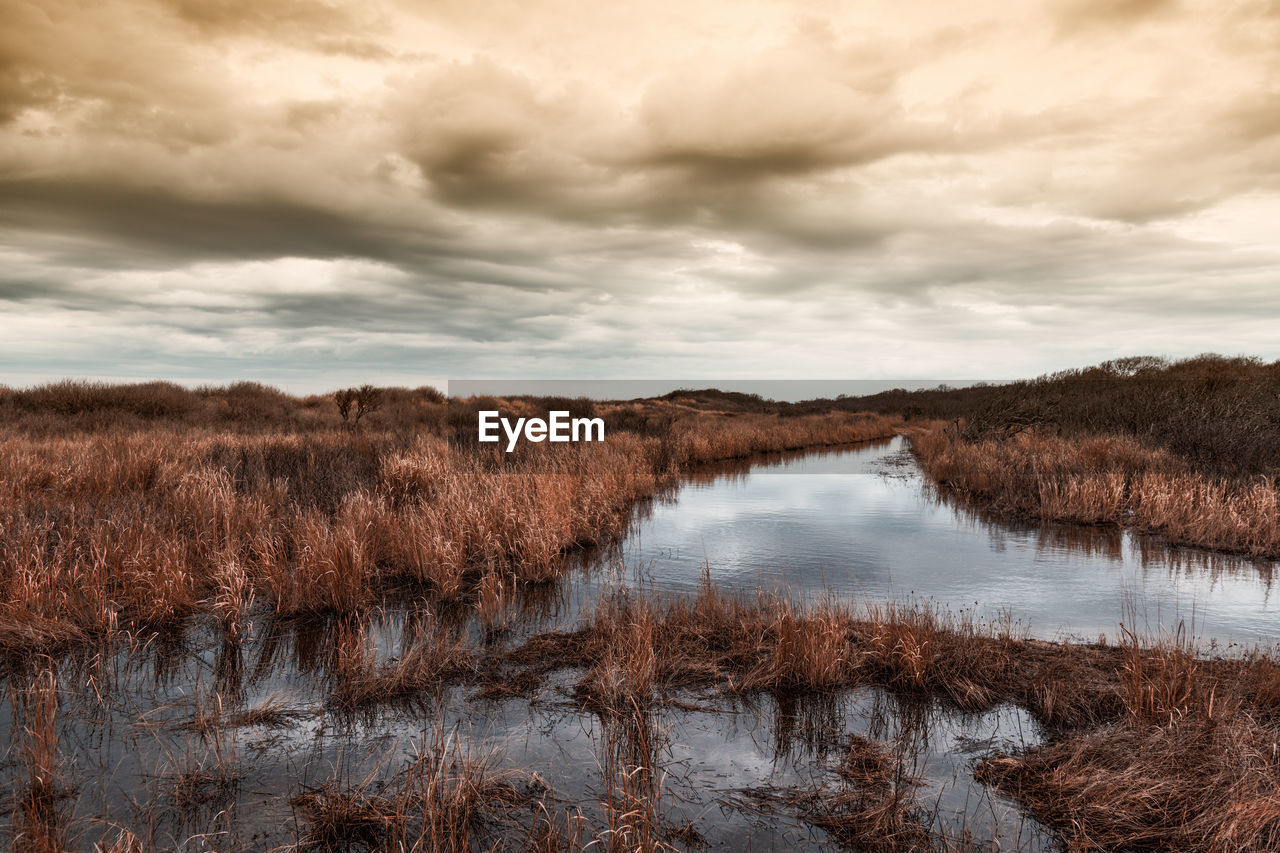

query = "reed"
[330,615,477,709]
[290,730,530,852]
[478,581,1280,851]
[91,827,147,853]
[577,597,657,715]
[739,597,852,691]
[513,584,1031,719]
[0,403,900,656]
[597,711,670,853]
[11,664,66,853]
[913,426,1280,558]
[475,569,512,633]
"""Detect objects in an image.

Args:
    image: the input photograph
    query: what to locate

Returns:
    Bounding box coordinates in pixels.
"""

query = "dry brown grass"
[595,706,671,853]
[178,693,301,733]
[0,406,901,657]
[329,615,477,709]
[913,425,1280,558]
[290,732,531,852]
[491,582,1280,852]
[726,732,933,852]
[973,620,1280,851]
[739,596,852,692]
[508,581,1057,719]
[976,714,1280,852]
[10,664,66,853]
[91,827,147,853]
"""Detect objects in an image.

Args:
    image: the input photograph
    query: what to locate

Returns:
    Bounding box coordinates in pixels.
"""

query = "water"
[6,641,1053,851]
[614,436,1278,649]
[4,436,1276,851]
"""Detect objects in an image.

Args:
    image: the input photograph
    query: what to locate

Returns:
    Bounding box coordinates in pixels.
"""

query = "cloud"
[0,177,453,268]
[1055,0,1180,33]
[632,49,931,177]
[1,0,1279,385]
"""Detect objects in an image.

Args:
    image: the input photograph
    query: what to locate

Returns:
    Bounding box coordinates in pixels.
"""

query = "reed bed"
[506,581,1070,718]
[0,408,900,658]
[913,426,1280,558]
[7,570,1276,850]
[18,376,1280,849]
[487,582,1280,851]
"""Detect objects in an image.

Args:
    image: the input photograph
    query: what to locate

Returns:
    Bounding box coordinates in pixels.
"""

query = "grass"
[913,425,1280,558]
[476,582,1280,851]
[289,730,534,852]
[975,716,1280,851]
[91,827,147,853]
[0,389,901,658]
[506,578,1033,716]
[178,693,302,733]
[6,372,1280,850]
[733,736,931,852]
[5,565,1277,850]
[329,615,478,710]
[595,705,671,853]
[10,664,66,853]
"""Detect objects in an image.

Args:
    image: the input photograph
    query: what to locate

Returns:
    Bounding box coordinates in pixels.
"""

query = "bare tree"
[334,385,383,425]
[334,388,356,422]
[353,385,383,423]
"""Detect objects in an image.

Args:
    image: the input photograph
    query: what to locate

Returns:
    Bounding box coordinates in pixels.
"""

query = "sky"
[2,0,1279,392]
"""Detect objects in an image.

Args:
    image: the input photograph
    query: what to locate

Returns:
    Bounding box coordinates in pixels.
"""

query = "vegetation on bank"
[13,573,1277,852]
[313,575,1280,851]
[889,356,1280,559]
[912,426,1280,558]
[4,357,1280,851]
[0,380,900,656]
[842,354,1280,477]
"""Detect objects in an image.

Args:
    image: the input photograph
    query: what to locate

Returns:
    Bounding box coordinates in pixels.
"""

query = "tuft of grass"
[11,664,67,853]
[976,714,1280,852]
[595,705,671,853]
[330,616,477,709]
[476,569,512,633]
[91,826,147,853]
[728,733,930,852]
[291,730,532,852]
[179,693,302,732]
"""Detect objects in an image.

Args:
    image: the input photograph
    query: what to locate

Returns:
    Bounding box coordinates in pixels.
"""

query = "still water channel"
[3,435,1274,851]
[613,436,1277,649]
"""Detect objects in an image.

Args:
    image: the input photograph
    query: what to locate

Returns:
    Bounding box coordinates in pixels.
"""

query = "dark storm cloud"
[0,178,453,268]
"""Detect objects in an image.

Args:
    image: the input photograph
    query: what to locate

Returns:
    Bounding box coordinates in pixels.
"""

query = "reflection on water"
[3,436,1276,850]
[1,619,1053,851]
[613,437,1278,648]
